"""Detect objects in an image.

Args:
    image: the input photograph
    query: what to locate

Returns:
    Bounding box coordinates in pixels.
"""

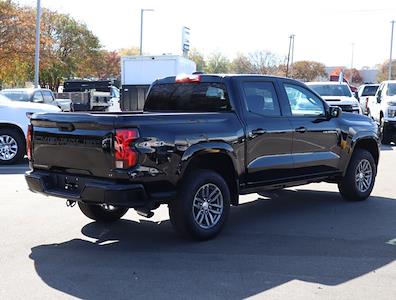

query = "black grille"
[333,104,354,112]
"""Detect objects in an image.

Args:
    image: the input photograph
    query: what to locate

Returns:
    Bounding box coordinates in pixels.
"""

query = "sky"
[17,0,396,68]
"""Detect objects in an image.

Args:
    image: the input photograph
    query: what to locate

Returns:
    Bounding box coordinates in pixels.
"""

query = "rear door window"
[144,83,230,112]
[242,81,281,116]
[362,86,379,97]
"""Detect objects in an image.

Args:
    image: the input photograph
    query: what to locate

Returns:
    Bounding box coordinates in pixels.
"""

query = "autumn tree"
[96,50,120,79]
[188,48,206,72]
[290,60,327,82]
[248,50,282,74]
[118,47,140,57]
[343,68,363,85]
[0,0,35,87]
[377,60,396,82]
[205,52,230,73]
[230,53,254,73]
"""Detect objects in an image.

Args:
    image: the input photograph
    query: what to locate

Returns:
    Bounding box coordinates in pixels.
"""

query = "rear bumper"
[25,170,151,208]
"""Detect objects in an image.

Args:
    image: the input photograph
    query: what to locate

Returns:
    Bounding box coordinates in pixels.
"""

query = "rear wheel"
[78,202,128,222]
[338,149,376,201]
[169,169,230,240]
[0,128,25,165]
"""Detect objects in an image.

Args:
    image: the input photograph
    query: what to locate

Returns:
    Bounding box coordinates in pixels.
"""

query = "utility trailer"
[120,55,196,111]
[55,80,120,111]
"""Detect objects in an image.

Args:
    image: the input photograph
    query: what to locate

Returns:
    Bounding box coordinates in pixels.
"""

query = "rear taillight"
[114,129,139,169]
[26,125,32,160]
[366,97,369,110]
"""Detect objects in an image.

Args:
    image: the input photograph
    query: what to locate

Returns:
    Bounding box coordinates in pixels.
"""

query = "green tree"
[205,52,230,73]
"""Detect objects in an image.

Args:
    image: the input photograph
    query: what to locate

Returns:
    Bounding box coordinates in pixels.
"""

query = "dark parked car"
[25,74,380,240]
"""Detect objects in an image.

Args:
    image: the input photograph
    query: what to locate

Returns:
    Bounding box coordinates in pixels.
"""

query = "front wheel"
[78,202,128,222]
[169,169,231,240]
[338,149,376,201]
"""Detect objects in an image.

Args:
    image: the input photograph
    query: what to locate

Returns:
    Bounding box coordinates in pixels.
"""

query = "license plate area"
[53,174,83,194]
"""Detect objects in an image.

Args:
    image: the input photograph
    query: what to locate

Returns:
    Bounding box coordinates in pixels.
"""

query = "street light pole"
[389,20,395,80]
[351,42,355,83]
[286,35,293,77]
[34,0,41,88]
[139,9,154,56]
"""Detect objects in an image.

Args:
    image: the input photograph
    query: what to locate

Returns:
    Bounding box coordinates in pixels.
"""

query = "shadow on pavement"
[29,190,396,299]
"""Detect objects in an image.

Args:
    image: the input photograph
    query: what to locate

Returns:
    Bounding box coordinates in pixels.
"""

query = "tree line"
[1,0,394,91]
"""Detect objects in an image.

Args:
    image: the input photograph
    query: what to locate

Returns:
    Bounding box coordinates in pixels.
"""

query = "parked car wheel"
[338,149,376,201]
[0,128,25,165]
[169,169,230,240]
[78,202,128,222]
[379,117,392,144]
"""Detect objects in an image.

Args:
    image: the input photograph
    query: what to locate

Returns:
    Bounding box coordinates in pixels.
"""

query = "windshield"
[362,85,379,97]
[309,84,352,97]
[388,83,396,96]
[0,91,31,102]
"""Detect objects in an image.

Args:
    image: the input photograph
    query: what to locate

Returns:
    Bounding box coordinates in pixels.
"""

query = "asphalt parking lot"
[0,146,395,300]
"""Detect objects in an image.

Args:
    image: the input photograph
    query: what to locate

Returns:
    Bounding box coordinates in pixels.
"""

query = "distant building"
[325,67,378,84]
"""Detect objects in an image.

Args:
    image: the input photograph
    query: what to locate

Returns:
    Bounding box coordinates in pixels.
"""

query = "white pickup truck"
[306,82,362,114]
[0,94,60,164]
[368,80,396,144]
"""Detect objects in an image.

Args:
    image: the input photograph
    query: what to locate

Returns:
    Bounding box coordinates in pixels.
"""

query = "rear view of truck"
[26,74,241,240]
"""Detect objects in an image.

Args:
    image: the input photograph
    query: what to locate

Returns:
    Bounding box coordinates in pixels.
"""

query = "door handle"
[249,128,267,138]
[295,126,307,133]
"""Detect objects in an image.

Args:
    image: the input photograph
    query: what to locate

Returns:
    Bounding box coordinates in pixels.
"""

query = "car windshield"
[309,84,352,97]
[0,91,31,102]
[387,83,396,96]
[361,85,379,96]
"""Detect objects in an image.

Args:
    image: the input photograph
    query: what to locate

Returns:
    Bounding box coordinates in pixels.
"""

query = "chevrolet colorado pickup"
[25,74,380,240]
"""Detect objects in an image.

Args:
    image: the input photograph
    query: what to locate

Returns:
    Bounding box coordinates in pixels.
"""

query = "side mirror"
[328,106,342,118]
[33,98,43,103]
[376,91,382,104]
[354,91,359,100]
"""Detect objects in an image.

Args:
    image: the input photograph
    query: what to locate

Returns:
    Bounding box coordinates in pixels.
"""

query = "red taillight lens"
[114,129,139,169]
[175,74,201,83]
[26,125,32,160]
[366,97,369,109]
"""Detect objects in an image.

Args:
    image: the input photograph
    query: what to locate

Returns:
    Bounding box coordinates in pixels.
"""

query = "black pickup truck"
[25,74,380,240]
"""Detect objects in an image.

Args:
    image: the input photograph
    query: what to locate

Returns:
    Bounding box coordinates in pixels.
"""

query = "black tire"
[338,149,376,201]
[0,128,25,165]
[78,202,128,222]
[380,117,392,145]
[169,169,231,241]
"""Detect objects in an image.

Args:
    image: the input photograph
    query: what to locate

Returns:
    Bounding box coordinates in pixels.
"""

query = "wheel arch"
[351,137,380,166]
[179,143,240,206]
[0,123,26,142]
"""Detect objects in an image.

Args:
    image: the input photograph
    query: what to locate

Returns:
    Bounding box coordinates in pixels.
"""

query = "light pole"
[351,42,355,83]
[286,34,295,77]
[389,20,395,80]
[139,9,154,56]
[34,0,41,88]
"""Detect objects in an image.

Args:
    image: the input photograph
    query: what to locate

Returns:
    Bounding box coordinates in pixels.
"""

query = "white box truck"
[121,55,196,111]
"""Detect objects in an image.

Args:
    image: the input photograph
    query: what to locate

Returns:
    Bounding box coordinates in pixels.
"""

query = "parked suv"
[368,80,396,144]
[306,82,362,114]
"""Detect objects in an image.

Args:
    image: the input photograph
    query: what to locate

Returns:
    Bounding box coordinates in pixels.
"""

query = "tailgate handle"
[56,122,75,132]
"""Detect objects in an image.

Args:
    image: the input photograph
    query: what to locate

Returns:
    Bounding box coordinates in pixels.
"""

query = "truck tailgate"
[31,113,117,178]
